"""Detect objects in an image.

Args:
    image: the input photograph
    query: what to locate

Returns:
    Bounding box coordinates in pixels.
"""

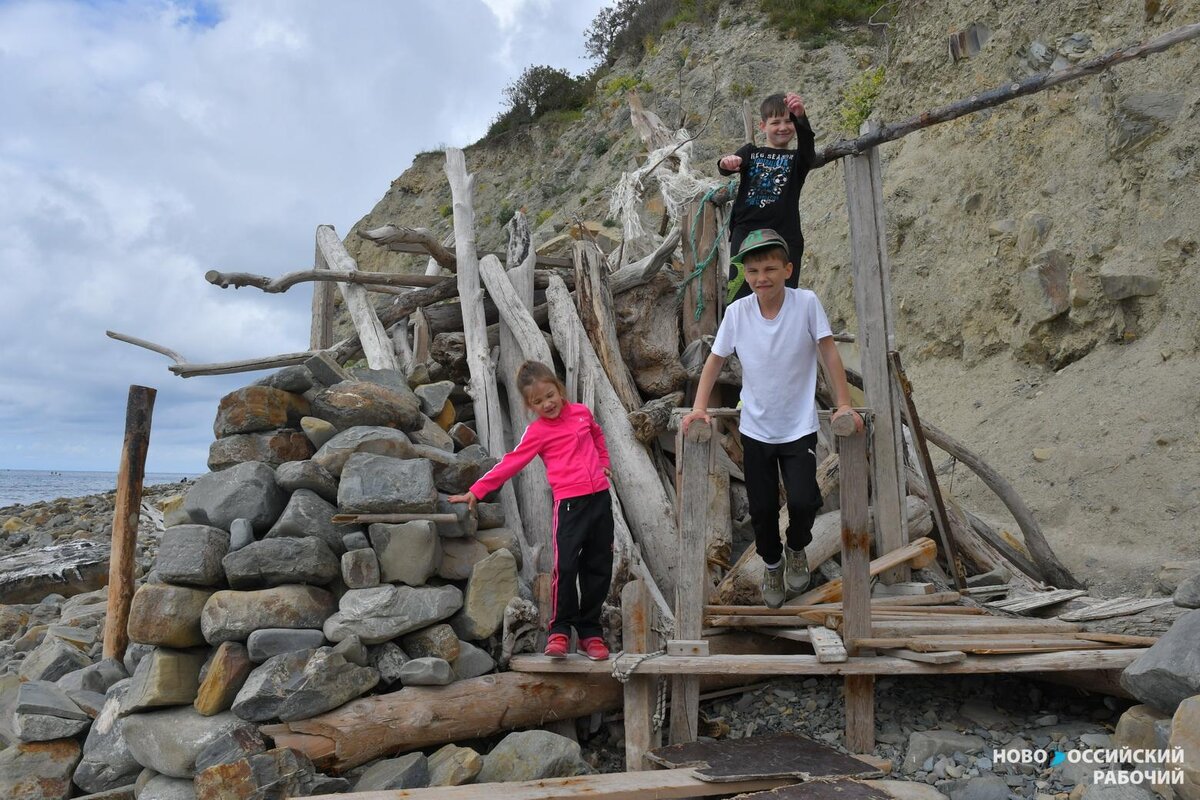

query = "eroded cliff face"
[345,0,1200,592]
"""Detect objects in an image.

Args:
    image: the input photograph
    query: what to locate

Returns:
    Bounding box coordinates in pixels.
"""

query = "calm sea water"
[0,470,200,508]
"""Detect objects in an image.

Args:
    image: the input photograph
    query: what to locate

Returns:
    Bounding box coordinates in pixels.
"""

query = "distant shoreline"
[0,471,200,510]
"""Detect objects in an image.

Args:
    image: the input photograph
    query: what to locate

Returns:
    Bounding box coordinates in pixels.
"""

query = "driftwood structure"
[100,21,1200,792]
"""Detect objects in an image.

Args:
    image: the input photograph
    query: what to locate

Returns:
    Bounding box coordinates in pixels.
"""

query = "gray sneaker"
[784,546,811,594]
[761,565,785,609]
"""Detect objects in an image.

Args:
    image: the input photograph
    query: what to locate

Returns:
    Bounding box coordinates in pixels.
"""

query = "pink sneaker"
[579,636,610,661]
[544,633,570,658]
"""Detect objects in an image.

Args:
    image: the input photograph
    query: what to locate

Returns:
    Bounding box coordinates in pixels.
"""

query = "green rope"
[678,180,736,321]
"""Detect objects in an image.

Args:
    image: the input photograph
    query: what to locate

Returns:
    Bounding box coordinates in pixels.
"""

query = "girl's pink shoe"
[544,633,570,658]
[579,637,610,661]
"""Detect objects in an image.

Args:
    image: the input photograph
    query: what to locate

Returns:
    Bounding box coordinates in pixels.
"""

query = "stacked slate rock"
[0,364,544,799]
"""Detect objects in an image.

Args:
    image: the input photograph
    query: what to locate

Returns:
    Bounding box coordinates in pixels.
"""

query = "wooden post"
[742,98,757,145]
[103,385,156,661]
[680,201,719,346]
[621,579,658,770]
[837,411,874,754]
[310,242,334,350]
[669,420,714,744]
[315,225,400,372]
[843,121,908,582]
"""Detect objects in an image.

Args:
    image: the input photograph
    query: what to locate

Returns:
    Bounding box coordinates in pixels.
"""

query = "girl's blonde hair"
[516,361,566,404]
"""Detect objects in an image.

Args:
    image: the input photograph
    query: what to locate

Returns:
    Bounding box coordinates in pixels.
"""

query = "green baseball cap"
[733,228,789,264]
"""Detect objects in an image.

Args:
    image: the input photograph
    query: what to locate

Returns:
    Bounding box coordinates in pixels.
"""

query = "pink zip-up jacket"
[469,402,611,502]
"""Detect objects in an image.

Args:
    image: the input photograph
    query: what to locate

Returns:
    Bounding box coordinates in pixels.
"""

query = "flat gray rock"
[355,752,429,791]
[246,628,327,662]
[75,682,141,794]
[16,680,90,719]
[310,380,423,432]
[183,462,286,533]
[14,710,90,742]
[57,659,128,695]
[409,415,455,452]
[231,647,378,723]
[264,488,355,555]
[1175,573,1200,609]
[223,536,339,589]
[201,585,336,645]
[451,549,519,641]
[312,425,417,476]
[324,584,463,645]
[0,738,82,800]
[228,518,254,552]
[398,657,454,686]
[193,725,267,774]
[338,453,437,515]
[255,365,313,394]
[139,774,197,800]
[332,635,370,667]
[371,521,440,586]
[1120,609,1200,714]
[122,707,245,778]
[18,636,92,683]
[274,460,338,503]
[154,525,229,587]
[477,730,589,783]
[452,641,496,680]
[414,381,455,418]
[341,548,381,589]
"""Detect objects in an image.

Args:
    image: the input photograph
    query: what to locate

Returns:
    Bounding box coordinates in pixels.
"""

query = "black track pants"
[742,432,822,565]
[549,489,614,639]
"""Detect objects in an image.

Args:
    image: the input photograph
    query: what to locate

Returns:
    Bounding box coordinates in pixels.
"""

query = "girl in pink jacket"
[449,361,614,660]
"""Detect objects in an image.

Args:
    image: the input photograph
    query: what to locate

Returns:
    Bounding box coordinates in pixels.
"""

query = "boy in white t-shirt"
[681,228,862,608]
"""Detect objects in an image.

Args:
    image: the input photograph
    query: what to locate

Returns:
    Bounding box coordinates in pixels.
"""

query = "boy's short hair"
[760,93,788,120]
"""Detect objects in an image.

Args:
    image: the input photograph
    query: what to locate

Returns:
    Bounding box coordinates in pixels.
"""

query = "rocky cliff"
[344,0,1200,594]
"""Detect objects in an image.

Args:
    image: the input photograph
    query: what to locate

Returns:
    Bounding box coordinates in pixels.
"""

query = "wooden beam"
[844,125,907,583]
[509,648,1145,676]
[360,224,574,269]
[621,579,658,770]
[305,767,794,800]
[310,242,334,350]
[885,649,966,664]
[788,538,938,606]
[809,626,848,663]
[670,419,714,744]
[838,419,873,753]
[315,225,399,372]
[103,385,156,661]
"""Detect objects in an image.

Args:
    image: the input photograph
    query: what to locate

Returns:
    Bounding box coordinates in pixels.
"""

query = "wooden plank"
[103,385,156,661]
[871,618,1082,637]
[844,127,907,583]
[789,538,938,607]
[621,579,657,771]
[1057,597,1172,622]
[838,410,873,753]
[510,649,1146,676]
[872,582,935,596]
[709,611,984,628]
[884,648,967,664]
[808,626,848,663]
[670,420,714,744]
[307,767,791,800]
[987,589,1089,613]
[667,640,709,657]
[704,594,962,615]
[1073,632,1159,646]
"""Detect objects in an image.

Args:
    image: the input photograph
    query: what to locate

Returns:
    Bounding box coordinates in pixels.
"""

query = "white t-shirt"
[711,287,833,444]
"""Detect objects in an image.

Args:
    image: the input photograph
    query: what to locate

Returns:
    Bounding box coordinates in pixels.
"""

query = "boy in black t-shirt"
[718,92,816,301]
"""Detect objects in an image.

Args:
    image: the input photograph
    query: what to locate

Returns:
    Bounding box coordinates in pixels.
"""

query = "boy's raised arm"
[681,353,726,432]
[717,143,751,176]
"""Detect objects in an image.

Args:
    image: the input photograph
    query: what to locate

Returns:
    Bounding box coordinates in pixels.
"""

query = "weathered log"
[613,271,689,397]
[574,242,642,411]
[479,256,553,367]
[315,225,400,372]
[262,672,622,772]
[815,22,1200,167]
[628,392,685,444]
[609,226,682,295]
[310,241,334,350]
[206,268,448,293]
[545,275,679,600]
[444,148,529,576]
[360,223,575,270]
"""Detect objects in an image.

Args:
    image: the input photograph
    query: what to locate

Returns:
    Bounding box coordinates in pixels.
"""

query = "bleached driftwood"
[206,268,446,293]
[573,242,641,411]
[609,226,681,295]
[628,392,685,444]
[315,225,399,372]
[444,148,530,580]
[545,275,679,600]
[360,223,574,270]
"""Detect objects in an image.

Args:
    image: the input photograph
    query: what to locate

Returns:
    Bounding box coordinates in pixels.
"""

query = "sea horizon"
[0,468,201,509]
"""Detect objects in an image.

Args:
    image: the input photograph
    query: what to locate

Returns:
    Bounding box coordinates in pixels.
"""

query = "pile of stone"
[0,364,598,799]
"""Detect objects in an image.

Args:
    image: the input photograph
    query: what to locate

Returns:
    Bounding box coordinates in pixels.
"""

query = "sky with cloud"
[0,0,607,473]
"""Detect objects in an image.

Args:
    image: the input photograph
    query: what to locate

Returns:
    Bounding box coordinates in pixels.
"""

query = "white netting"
[608,127,726,262]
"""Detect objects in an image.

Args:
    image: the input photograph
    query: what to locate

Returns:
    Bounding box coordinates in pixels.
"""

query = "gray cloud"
[0,0,606,472]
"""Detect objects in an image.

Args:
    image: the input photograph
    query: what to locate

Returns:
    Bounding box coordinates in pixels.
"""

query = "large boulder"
[1121,610,1200,714]
[222,537,339,589]
[338,454,437,514]
[122,707,247,778]
[274,460,338,503]
[207,430,314,471]
[194,747,345,799]
[0,740,82,800]
[312,426,417,477]
[354,753,429,791]
[309,380,423,432]
[1170,694,1200,800]
[184,462,286,533]
[12,681,90,742]
[213,386,309,438]
[154,525,229,587]
[127,584,212,648]
[451,549,519,641]
[323,585,463,645]
[122,649,206,714]
[371,521,440,586]
[246,629,327,663]
[74,681,141,793]
[476,730,590,783]
[264,489,355,556]
[18,636,92,683]
[231,647,378,722]
[201,586,336,645]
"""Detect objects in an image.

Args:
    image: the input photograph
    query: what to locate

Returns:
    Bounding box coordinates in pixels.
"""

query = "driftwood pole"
[314,225,399,372]
[444,148,530,577]
[844,120,908,582]
[573,242,641,412]
[837,411,873,754]
[310,241,334,350]
[621,579,658,770]
[103,385,156,661]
